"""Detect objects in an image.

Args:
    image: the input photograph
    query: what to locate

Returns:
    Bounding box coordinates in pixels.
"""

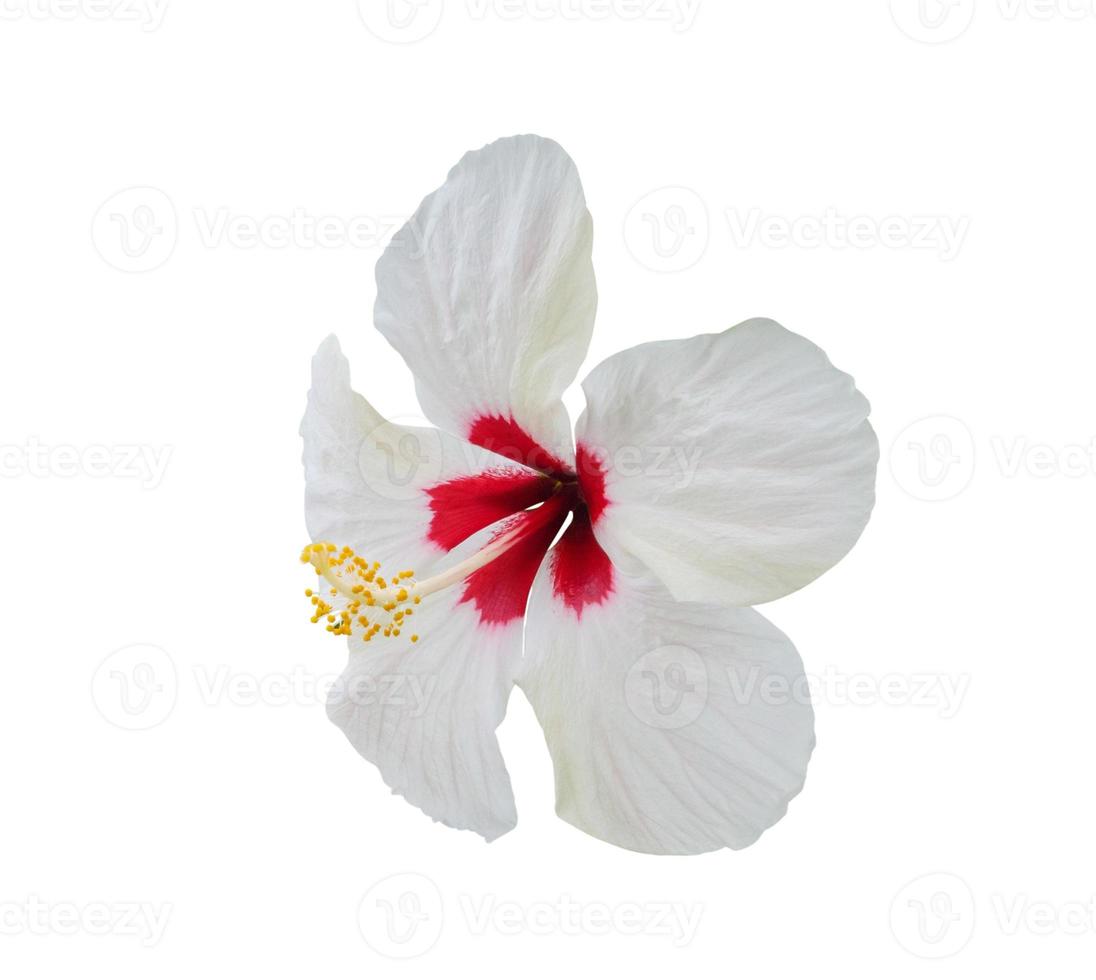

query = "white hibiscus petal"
[519,559,815,855]
[301,335,553,574]
[304,335,561,842]
[327,560,522,841]
[575,318,878,606]
[375,135,596,470]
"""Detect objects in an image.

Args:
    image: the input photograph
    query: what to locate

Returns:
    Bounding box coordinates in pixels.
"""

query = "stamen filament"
[409,518,532,599]
[301,492,571,643]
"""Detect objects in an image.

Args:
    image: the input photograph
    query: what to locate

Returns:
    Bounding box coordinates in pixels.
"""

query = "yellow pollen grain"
[301,541,424,644]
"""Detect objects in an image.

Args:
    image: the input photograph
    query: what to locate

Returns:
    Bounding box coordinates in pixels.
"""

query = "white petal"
[304,336,558,840]
[519,563,814,855]
[375,135,596,468]
[576,318,878,606]
[327,565,522,841]
[301,335,551,573]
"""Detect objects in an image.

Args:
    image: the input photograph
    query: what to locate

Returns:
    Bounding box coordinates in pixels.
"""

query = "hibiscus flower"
[300,135,878,854]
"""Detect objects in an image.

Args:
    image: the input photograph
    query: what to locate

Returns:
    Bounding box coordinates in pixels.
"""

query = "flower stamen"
[299,543,416,642]
[300,496,568,643]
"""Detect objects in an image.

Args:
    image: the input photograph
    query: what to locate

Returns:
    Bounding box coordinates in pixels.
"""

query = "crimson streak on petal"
[468,414,574,478]
[575,442,610,526]
[550,505,615,617]
[460,493,572,626]
[426,469,554,552]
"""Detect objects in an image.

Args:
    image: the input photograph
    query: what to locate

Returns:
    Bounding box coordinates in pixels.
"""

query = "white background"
[2,0,1094,975]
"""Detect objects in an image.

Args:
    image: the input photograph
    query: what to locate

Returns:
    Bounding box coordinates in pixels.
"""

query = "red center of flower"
[423,416,615,625]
